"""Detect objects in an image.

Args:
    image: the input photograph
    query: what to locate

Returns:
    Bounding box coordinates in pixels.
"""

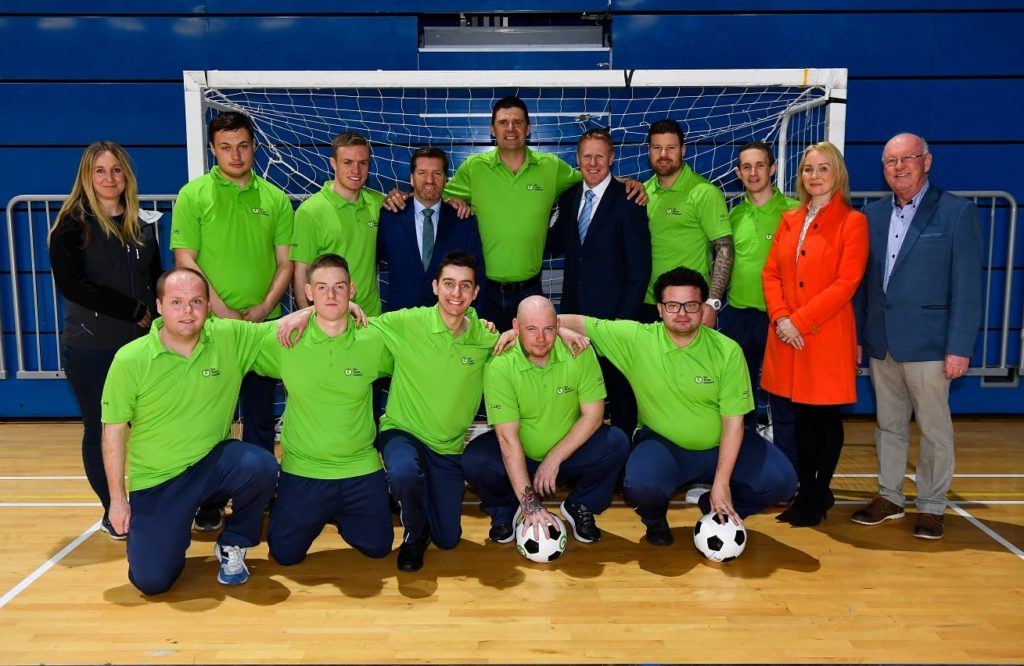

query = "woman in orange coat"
[761,141,868,527]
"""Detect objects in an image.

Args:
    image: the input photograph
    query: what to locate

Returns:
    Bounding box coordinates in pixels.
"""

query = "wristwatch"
[705,298,723,311]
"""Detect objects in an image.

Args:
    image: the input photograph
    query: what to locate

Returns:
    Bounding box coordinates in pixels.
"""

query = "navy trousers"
[379,429,465,549]
[125,439,278,595]
[268,470,393,565]
[463,424,630,526]
[718,304,769,426]
[624,427,796,522]
[63,345,118,513]
[239,370,278,453]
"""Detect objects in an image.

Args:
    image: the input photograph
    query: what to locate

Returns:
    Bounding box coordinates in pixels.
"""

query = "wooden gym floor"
[0,418,1022,665]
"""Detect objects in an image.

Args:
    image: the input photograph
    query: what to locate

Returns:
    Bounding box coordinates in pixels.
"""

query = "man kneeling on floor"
[101,268,278,594]
[463,296,629,544]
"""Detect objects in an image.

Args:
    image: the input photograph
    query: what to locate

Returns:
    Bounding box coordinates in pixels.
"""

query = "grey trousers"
[869,353,954,515]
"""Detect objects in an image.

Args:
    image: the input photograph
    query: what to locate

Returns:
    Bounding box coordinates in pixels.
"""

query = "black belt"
[486,274,541,292]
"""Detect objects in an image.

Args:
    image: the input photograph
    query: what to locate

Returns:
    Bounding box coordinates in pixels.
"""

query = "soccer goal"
[183,69,847,199]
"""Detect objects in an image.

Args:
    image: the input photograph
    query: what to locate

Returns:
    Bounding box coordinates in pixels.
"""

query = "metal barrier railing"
[2,190,1019,380]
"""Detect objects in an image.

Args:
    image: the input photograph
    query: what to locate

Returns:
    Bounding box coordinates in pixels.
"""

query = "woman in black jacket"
[48,141,163,539]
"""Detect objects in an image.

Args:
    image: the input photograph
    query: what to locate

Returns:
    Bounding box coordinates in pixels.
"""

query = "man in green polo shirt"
[559,267,796,546]
[642,119,733,328]
[721,141,800,466]
[371,251,500,572]
[463,296,629,545]
[253,253,394,566]
[101,268,279,594]
[171,111,293,492]
[290,132,386,317]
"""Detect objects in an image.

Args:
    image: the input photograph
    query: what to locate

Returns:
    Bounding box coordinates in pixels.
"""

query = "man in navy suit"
[378,147,485,312]
[551,128,651,435]
[852,133,983,540]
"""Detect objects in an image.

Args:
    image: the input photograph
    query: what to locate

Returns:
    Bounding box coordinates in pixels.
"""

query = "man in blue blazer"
[852,133,983,540]
[378,147,485,312]
[551,129,651,435]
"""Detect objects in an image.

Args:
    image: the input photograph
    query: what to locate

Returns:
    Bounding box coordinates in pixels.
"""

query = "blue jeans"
[623,427,796,522]
[126,440,279,595]
[463,425,630,526]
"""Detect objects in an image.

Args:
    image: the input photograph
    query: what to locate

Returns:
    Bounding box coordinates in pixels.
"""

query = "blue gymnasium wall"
[0,1,1022,416]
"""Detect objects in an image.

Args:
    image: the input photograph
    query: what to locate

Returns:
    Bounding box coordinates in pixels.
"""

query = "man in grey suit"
[851,132,983,540]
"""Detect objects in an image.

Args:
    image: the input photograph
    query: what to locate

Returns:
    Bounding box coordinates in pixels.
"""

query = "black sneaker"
[396,531,431,572]
[560,500,601,543]
[488,523,514,543]
[100,515,127,541]
[194,506,225,532]
[645,518,673,546]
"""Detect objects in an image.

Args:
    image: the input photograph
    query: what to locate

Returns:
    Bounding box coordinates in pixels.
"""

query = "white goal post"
[182,68,847,198]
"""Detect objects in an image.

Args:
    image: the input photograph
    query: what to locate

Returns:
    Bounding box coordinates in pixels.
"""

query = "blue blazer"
[551,178,651,319]
[854,186,983,362]
[377,203,486,312]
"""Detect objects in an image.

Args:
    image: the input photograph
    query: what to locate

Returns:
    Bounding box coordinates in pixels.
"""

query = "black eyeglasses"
[661,300,702,314]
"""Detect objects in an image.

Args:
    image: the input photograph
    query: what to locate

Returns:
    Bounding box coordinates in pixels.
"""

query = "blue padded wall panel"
[613,1,1024,9]
[0,83,185,145]
[845,79,1024,143]
[611,13,1024,76]
[207,0,608,11]
[3,2,205,13]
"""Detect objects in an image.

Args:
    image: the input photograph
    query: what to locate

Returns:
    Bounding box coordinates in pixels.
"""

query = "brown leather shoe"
[850,497,905,525]
[913,513,945,540]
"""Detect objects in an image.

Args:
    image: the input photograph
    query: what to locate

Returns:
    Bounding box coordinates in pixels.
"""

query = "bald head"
[882,132,932,205]
[514,296,558,364]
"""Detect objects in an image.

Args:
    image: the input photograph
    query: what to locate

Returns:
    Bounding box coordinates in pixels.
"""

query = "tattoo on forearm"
[710,237,734,300]
[521,485,543,515]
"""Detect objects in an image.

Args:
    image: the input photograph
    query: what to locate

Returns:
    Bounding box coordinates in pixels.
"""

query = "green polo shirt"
[484,340,605,462]
[373,306,499,455]
[253,314,393,480]
[728,189,800,310]
[585,318,752,450]
[171,167,294,317]
[643,165,731,304]
[101,316,267,492]
[290,182,385,316]
[444,147,581,282]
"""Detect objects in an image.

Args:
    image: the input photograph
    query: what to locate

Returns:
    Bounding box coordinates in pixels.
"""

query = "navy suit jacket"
[552,178,651,319]
[854,186,983,362]
[377,203,486,312]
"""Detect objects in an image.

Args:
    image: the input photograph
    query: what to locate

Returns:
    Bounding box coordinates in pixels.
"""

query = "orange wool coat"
[760,193,869,405]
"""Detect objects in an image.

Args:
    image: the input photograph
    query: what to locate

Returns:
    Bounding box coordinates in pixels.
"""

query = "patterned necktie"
[578,189,595,243]
[421,207,435,269]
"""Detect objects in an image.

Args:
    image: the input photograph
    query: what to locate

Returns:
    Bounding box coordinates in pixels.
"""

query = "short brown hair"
[331,131,370,158]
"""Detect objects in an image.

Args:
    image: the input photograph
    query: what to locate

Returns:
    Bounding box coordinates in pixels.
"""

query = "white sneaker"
[215,543,249,585]
[684,484,711,505]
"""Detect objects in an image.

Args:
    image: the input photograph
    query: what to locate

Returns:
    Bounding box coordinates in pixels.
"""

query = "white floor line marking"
[0,503,102,507]
[0,520,100,610]
[0,476,88,480]
[949,502,1024,561]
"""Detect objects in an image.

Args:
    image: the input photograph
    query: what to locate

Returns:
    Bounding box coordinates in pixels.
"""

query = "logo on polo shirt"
[344,368,364,377]
[201,368,221,377]
[665,207,682,216]
[367,220,379,228]
[460,357,476,365]
[694,375,715,384]
[526,184,544,191]
[765,233,774,240]
[555,385,575,395]
[489,403,502,410]
[251,207,269,216]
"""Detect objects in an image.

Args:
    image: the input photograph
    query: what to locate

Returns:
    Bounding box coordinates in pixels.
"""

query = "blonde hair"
[51,141,141,246]
[795,141,850,206]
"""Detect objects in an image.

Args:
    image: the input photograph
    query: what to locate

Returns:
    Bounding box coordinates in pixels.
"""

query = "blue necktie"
[421,207,434,269]
[578,189,595,243]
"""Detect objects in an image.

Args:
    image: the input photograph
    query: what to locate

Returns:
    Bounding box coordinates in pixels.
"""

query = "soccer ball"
[515,513,568,563]
[693,512,747,562]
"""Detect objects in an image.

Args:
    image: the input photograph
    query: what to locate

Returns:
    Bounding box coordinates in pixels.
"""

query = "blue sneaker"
[214,543,249,585]
[100,515,127,541]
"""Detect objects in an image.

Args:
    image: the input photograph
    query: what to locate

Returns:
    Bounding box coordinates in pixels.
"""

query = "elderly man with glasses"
[558,266,796,547]
[851,133,983,540]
